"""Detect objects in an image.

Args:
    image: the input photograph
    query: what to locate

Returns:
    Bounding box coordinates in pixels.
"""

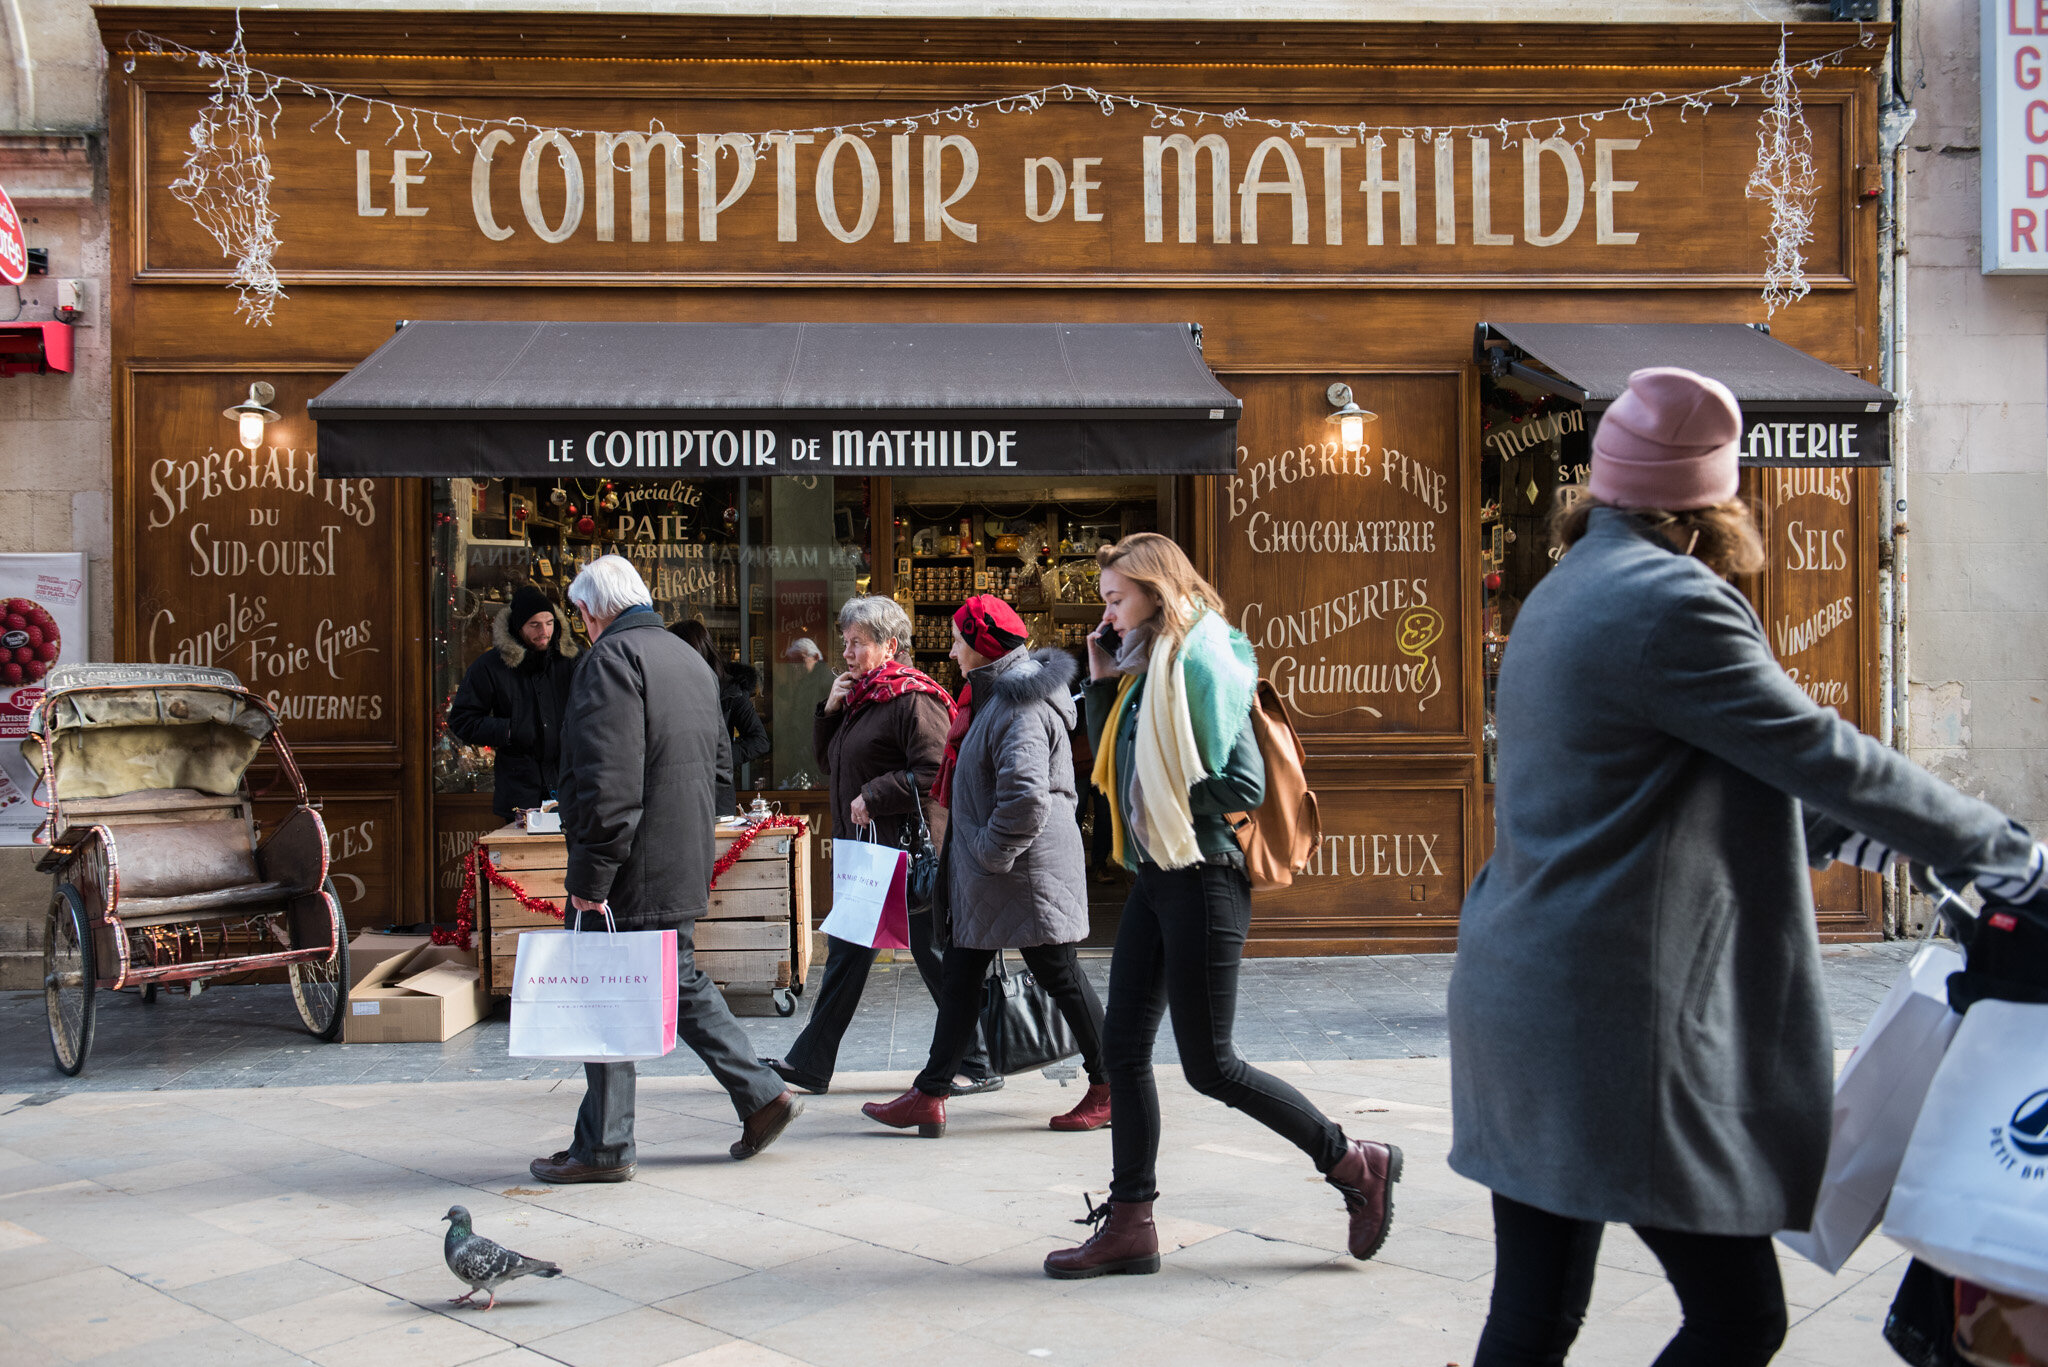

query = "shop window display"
[431,475,871,801]
[890,477,1165,693]
[1477,378,1590,784]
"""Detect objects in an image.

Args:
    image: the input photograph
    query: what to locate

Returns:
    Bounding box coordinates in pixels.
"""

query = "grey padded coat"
[942,646,1091,951]
[558,608,732,930]
[1449,508,2038,1237]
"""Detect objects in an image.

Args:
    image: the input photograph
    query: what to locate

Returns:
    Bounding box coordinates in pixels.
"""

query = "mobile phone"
[1092,622,1122,656]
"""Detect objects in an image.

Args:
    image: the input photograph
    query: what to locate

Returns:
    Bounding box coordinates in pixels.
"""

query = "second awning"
[309,320,1242,479]
[1475,322,1895,467]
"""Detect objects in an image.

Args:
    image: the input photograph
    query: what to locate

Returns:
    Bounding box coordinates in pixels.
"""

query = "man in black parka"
[529,555,802,1185]
[446,585,579,823]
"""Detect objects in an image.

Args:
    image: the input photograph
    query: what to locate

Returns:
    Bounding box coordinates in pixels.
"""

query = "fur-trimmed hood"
[973,646,1078,726]
[492,603,580,669]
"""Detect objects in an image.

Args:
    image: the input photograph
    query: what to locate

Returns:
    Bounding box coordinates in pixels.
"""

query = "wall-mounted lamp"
[1325,382,1376,455]
[223,382,279,451]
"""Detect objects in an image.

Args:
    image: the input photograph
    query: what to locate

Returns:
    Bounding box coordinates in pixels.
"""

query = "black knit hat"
[508,585,554,635]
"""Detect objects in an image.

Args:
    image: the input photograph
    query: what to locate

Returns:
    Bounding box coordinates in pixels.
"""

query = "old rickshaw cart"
[27,664,349,1074]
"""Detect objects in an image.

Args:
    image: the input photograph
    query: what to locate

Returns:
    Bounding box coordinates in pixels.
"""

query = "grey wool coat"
[557,607,732,930]
[1450,508,2038,1237]
[942,646,1091,951]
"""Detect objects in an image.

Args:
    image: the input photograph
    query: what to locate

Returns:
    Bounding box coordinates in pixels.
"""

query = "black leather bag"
[979,951,1080,1076]
[898,772,940,914]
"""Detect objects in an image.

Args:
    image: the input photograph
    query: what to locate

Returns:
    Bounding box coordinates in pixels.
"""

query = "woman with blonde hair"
[1043,533,1402,1280]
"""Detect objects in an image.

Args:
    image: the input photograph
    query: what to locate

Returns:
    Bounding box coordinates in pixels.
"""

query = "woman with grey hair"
[760,594,997,1095]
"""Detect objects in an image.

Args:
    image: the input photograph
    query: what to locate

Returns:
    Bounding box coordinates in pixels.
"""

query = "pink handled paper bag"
[507,926,678,1063]
[821,838,911,950]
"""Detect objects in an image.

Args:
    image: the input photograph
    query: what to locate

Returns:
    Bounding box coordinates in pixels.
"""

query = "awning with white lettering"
[309,320,1241,479]
[1474,322,1896,467]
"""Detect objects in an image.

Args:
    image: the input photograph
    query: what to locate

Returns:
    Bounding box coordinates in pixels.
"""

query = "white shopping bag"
[1885,1000,2048,1300]
[507,916,678,1063]
[819,836,910,950]
[1777,944,1965,1271]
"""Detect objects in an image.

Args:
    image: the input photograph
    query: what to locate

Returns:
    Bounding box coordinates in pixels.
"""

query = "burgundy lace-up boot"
[1326,1138,1403,1260]
[1043,1197,1160,1279]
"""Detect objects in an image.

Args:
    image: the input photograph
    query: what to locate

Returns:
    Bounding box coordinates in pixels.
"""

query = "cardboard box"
[343,934,489,1043]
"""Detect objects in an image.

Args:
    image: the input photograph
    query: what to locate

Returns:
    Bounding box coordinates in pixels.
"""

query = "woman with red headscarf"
[862,595,1110,1138]
[759,594,998,1098]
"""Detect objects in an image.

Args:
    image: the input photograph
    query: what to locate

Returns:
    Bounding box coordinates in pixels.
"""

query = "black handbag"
[898,771,940,913]
[979,951,1080,1076]
[1882,1259,1966,1367]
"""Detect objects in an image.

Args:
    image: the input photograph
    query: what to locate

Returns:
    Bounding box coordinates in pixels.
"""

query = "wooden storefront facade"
[97,10,1892,953]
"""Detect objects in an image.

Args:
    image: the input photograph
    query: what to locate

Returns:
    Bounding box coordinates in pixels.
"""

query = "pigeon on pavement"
[441,1205,562,1310]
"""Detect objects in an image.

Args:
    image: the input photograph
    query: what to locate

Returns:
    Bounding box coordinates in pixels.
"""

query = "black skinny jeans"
[1476,1192,1788,1367]
[784,911,991,1084]
[1105,861,1347,1203]
[915,943,1107,1097]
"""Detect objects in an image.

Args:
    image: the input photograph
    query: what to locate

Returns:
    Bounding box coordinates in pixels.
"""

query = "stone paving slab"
[0,1059,1904,1367]
[0,942,1916,1095]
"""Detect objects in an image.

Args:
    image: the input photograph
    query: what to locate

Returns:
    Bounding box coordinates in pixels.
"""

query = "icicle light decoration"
[158,24,286,324]
[1745,29,1824,316]
[127,19,1878,326]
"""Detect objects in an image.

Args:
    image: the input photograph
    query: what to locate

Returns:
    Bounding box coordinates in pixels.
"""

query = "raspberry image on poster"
[0,597,60,686]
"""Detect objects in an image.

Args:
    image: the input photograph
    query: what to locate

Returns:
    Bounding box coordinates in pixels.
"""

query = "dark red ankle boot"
[861,1087,947,1138]
[1327,1137,1403,1260]
[1049,1083,1112,1132]
[1043,1197,1160,1279]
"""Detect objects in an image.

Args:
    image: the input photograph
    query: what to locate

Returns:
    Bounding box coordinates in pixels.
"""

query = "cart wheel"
[771,988,797,1018]
[287,880,349,1041]
[45,885,96,1076]
[141,984,158,1004]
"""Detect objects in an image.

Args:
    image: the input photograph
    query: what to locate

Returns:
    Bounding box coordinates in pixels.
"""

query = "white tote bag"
[1778,944,1965,1271]
[507,914,679,1063]
[819,835,911,950]
[1885,999,2048,1300]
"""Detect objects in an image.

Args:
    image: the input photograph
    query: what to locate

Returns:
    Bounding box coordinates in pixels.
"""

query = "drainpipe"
[0,0,33,130]
[1878,62,1918,935]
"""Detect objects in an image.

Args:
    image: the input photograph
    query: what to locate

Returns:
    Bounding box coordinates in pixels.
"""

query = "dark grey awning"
[309,321,1241,479]
[1475,322,1895,467]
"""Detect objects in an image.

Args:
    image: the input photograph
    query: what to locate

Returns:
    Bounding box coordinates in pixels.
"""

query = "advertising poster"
[0,553,87,844]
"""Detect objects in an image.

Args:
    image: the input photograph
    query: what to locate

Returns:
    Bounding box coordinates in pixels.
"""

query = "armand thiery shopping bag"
[1777,943,1965,1272]
[819,833,911,950]
[508,913,678,1063]
[1885,999,2048,1302]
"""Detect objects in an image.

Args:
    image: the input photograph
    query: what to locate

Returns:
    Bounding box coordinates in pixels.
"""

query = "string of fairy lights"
[125,18,1870,325]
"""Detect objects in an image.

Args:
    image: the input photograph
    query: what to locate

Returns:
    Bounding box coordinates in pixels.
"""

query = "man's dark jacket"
[558,607,732,929]
[446,604,580,822]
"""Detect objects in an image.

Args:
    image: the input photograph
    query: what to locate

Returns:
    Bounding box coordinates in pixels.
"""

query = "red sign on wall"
[0,185,26,287]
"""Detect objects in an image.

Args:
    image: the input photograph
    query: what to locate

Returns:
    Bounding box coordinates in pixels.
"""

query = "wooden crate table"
[475,821,812,1015]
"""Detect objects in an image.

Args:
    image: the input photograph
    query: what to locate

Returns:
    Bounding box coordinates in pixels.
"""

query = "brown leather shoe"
[529,1150,635,1184]
[1327,1138,1403,1260]
[730,1089,804,1160]
[1043,1197,1160,1279]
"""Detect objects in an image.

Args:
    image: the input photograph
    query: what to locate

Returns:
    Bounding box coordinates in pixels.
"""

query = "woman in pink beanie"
[1449,366,2048,1366]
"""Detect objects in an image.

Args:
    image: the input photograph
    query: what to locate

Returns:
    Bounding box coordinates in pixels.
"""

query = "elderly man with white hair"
[530,554,802,1184]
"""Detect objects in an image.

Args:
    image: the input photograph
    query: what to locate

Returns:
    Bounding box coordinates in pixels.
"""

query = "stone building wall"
[0,0,107,988]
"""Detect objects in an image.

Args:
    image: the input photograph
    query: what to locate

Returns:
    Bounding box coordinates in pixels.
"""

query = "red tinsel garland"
[431,814,811,951]
[711,814,810,885]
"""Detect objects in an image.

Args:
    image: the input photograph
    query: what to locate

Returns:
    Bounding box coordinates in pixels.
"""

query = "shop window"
[430,475,872,802]
[1477,378,1590,783]
[888,476,1166,693]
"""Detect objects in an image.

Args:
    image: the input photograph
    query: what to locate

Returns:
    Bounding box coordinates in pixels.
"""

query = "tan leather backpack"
[1225,681,1321,891]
